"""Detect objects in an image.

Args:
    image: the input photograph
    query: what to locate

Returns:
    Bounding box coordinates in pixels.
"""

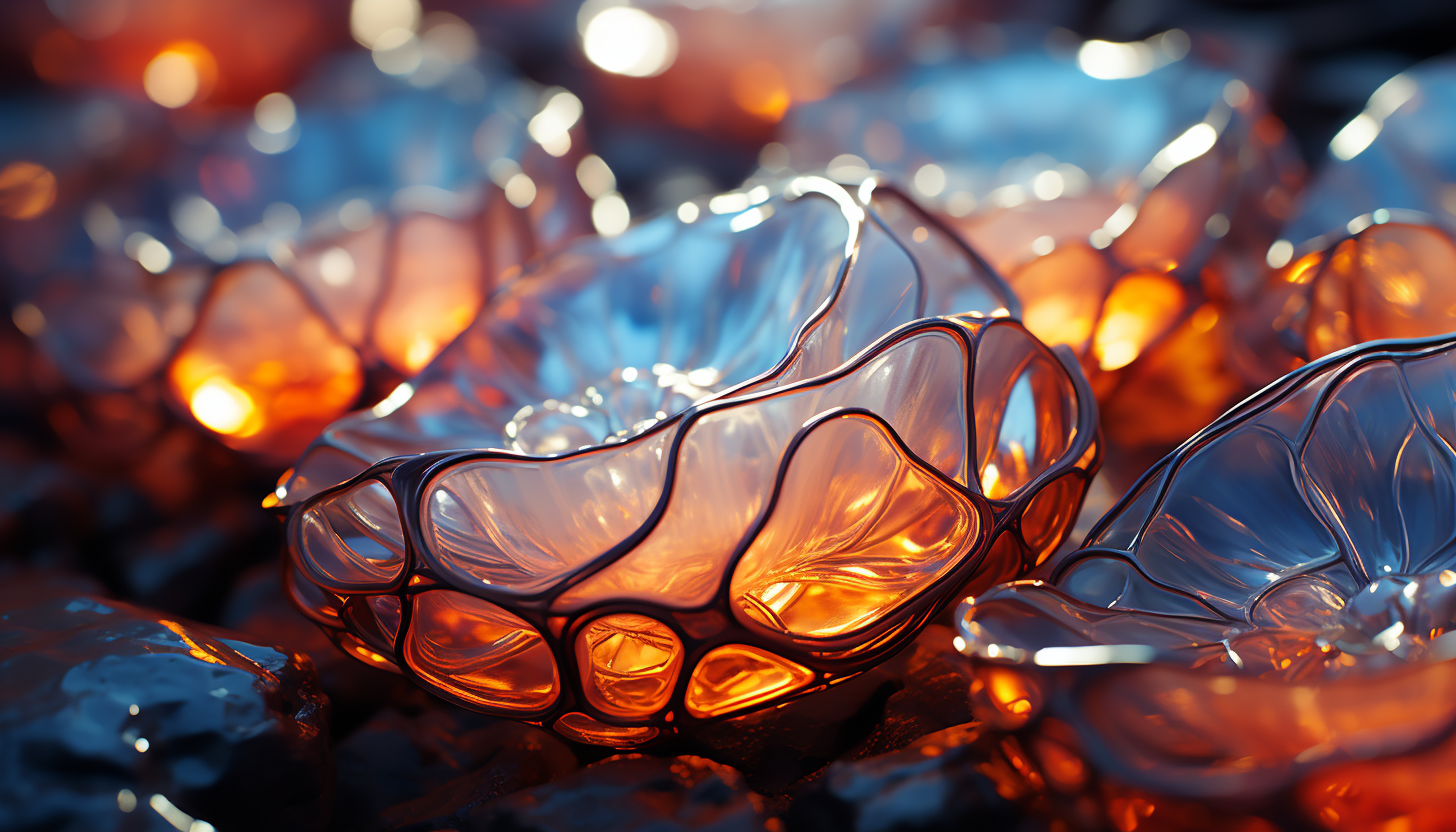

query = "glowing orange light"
[731,60,792,122]
[1092,273,1186,371]
[168,263,363,457]
[0,162,58,220]
[143,42,217,108]
[187,376,258,436]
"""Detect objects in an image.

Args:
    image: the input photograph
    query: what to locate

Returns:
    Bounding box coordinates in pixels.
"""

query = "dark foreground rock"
[0,581,332,831]
[382,754,769,832]
[223,560,408,735]
[679,659,906,795]
[333,690,580,832]
[845,625,976,760]
[783,725,1028,832]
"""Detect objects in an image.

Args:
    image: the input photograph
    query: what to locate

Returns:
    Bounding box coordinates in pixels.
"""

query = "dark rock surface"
[333,690,580,832]
[222,559,408,735]
[382,753,769,832]
[679,658,907,795]
[783,724,1029,832]
[0,580,332,832]
[845,625,976,760]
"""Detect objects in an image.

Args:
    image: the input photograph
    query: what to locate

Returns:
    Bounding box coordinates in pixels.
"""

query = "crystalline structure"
[785,33,1304,469]
[280,176,1100,746]
[1238,58,1456,389]
[955,335,1456,830]
[15,50,594,458]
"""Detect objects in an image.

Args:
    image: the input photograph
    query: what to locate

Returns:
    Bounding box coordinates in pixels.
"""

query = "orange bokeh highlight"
[371,214,486,374]
[0,162,58,220]
[142,41,217,108]
[731,61,792,122]
[404,590,559,713]
[167,263,363,457]
[25,0,342,105]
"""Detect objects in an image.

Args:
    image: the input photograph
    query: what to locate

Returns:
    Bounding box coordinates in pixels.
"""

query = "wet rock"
[846,625,976,760]
[783,725,1027,832]
[0,434,94,570]
[222,559,409,734]
[0,424,279,622]
[0,582,332,832]
[111,498,279,621]
[383,754,768,832]
[333,690,579,832]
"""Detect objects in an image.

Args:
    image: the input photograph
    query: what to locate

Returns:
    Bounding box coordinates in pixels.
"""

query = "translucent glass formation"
[279,177,1100,746]
[784,34,1302,465]
[1238,58,1456,388]
[14,49,593,458]
[956,335,1456,830]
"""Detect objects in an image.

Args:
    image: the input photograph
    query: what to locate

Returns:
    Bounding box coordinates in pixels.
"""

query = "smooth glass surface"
[404,590,559,713]
[574,613,683,718]
[684,644,814,719]
[284,178,1095,744]
[296,479,406,592]
[956,336,1456,825]
[730,414,978,639]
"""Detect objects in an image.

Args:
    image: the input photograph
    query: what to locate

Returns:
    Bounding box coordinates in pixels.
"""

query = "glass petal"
[404,590,558,713]
[684,644,813,719]
[730,413,979,639]
[295,479,406,592]
[575,613,683,718]
[421,432,669,595]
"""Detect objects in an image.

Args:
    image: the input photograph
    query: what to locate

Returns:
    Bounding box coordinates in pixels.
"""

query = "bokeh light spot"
[0,162,58,220]
[582,7,677,78]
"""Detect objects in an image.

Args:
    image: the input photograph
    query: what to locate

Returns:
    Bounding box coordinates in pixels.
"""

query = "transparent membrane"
[730,413,978,639]
[574,613,683,718]
[684,644,813,718]
[296,479,406,592]
[404,590,558,713]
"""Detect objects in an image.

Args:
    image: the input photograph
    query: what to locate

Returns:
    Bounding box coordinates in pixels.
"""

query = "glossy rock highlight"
[279,177,1099,746]
[956,335,1456,831]
[785,34,1302,466]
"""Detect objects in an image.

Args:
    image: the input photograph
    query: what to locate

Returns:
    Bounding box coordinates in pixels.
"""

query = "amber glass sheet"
[729,414,978,640]
[1240,58,1456,390]
[282,178,1099,746]
[575,613,684,718]
[404,590,559,713]
[1238,221,1456,387]
[553,712,659,747]
[956,335,1456,829]
[684,644,814,719]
